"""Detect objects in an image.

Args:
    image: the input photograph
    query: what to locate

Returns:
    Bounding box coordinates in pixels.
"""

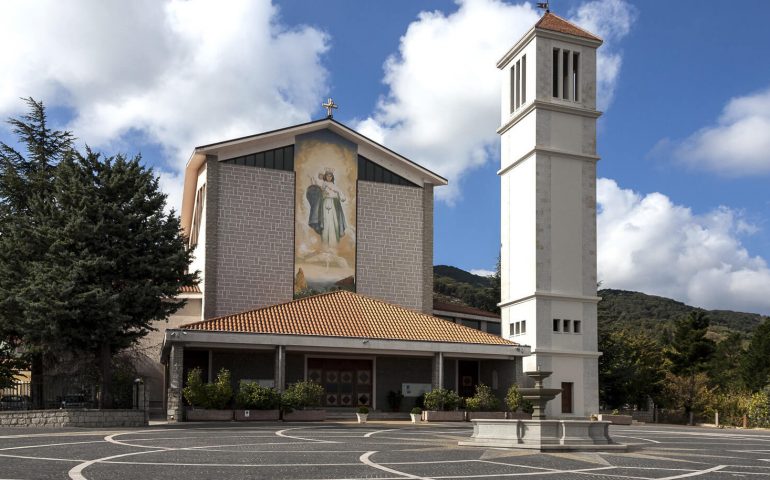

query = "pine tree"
[741,318,770,392]
[666,311,715,376]
[0,99,197,407]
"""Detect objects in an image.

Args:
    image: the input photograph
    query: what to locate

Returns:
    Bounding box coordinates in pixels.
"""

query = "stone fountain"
[459,371,626,451]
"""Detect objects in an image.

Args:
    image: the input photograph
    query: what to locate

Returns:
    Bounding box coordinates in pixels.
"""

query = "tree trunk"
[99,343,113,409]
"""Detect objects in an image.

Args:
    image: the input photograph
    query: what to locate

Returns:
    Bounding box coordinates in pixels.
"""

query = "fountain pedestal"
[459,371,626,451]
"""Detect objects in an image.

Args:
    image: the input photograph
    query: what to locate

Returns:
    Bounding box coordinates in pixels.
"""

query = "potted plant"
[281,380,326,421]
[505,384,532,420]
[183,367,233,421]
[234,382,280,421]
[423,388,464,421]
[356,406,369,423]
[465,384,505,420]
[410,407,422,423]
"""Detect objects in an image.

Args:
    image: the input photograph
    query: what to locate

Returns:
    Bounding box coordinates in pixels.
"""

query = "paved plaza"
[0,422,768,479]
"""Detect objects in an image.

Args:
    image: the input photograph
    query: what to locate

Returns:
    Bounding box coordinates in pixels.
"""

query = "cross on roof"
[322,97,338,118]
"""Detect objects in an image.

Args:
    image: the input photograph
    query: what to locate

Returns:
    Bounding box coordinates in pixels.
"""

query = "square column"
[274,345,286,392]
[166,344,184,422]
[432,352,444,389]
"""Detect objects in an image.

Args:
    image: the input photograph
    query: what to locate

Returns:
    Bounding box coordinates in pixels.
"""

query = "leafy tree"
[663,371,715,422]
[0,99,196,407]
[708,331,746,392]
[598,328,666,409]
[741,318,770,392]
[666,311,715,376]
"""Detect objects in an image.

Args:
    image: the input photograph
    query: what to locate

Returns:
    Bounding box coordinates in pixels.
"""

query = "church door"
[307,358,373,408]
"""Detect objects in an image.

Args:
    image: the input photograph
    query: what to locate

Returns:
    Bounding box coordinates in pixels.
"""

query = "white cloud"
[597,178,770,314]
[0,0,329,210]
[356,0,635,202]
[672,87,770,176]
[470,269,495,277]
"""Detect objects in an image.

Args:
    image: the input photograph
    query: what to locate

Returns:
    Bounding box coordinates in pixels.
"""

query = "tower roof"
[535,12,602,42]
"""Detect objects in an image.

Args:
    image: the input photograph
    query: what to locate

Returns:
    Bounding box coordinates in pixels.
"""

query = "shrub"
[411,407,422,415]
[505,384,523,412]
[424,388,461,411]
[357,406,369,414]
[281,380,325,412]
[465,384,500,412]
[182,367,233,410]
[235,382,280,410]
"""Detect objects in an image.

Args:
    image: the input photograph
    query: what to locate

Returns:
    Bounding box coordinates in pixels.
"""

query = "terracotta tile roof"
[179,285,201,294]
[535,12,602,42]
[181,290,515,346]
[433,300,500,320]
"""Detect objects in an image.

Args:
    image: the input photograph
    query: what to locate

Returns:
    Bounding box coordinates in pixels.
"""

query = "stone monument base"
[459,419,627,451]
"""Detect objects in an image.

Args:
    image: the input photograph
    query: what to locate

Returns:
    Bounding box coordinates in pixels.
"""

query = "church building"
[147,10,602,421]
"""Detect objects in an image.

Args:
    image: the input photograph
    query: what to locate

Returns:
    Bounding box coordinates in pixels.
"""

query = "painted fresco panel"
[294,130,357,295]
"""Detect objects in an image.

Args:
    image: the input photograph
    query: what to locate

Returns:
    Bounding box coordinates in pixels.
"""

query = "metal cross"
[322,97,338,118]
[537,1,550,13]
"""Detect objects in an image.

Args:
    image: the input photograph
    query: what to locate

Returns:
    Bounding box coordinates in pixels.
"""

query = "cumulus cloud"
[597,178,770,314]
[671,87,770,176]
[0,0,329,210]
[357,0,635,202]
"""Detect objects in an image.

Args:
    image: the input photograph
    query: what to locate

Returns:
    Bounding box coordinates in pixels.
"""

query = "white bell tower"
[498,12,602,417]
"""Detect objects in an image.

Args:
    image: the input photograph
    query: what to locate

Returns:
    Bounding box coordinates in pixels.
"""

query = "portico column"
[274,345,286,392]
[166,344,184,422]
[432,352,444,389]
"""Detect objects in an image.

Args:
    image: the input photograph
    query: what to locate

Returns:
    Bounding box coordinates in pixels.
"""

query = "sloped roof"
[181,290,515,346]
[179,285,201,294]
[535,12,602,41]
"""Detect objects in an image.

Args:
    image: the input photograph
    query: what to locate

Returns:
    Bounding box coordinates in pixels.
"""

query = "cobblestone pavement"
[0,422,768,479]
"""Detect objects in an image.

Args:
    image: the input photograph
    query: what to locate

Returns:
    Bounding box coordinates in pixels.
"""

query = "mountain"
[434,265,493,288]
[433,266,764,338]
[598,289,763,338]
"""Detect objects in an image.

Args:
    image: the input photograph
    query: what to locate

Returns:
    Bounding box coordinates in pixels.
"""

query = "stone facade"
[357,181,429,313]
[0,409,147,428]
[208,162,295,317]
[167,344,184,422]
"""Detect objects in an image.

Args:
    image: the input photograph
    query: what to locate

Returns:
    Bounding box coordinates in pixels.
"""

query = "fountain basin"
[458,419,627,451]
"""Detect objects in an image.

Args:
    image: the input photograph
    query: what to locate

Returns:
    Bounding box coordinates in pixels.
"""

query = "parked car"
[61,394,90,409]
[0,395,31,410]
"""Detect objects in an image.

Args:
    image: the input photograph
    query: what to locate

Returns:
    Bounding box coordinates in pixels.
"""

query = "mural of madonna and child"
[294,131,357,296]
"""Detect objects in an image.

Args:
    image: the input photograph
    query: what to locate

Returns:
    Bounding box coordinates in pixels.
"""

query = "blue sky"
[1,0,769,314]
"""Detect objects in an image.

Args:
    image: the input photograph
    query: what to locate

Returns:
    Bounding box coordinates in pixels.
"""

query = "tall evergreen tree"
[741,318,770,392]
[0,98,74,399]
[0,99,196,407]
[666,311,716,376]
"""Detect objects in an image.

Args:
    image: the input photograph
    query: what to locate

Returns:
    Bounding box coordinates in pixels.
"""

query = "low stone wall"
[0,409,148,428]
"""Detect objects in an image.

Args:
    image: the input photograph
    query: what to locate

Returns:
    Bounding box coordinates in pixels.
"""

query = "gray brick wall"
[357,181,427,311]
[422,184,434,314]
[208,163,295,317]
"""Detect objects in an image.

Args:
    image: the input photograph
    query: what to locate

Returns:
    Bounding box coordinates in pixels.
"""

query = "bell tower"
[498,12,602,417]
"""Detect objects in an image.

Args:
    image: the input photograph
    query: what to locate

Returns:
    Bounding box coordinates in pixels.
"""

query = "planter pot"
[422,410,466,422]
[597,414,632,425]
[234,409,280,421]
[410,413,421,424]
[467,411,507,421]
[507,412,533,420]
[356,413,368,424]
[283,409,326,422]
[185,408,233,421]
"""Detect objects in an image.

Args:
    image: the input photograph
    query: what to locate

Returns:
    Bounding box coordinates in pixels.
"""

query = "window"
[487,322,501,336]
[563,319,571,333]
[553,48,579,102]
[561,382,573,414]
[510,55,527,113]
[573,320,582,334]
[521,320,526,334]
[553,318,560,332]
[514,322,520,335]
[189,183,206,249]
[358,155,418,187]
[222,145,294,172]
[461,319,480,330]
